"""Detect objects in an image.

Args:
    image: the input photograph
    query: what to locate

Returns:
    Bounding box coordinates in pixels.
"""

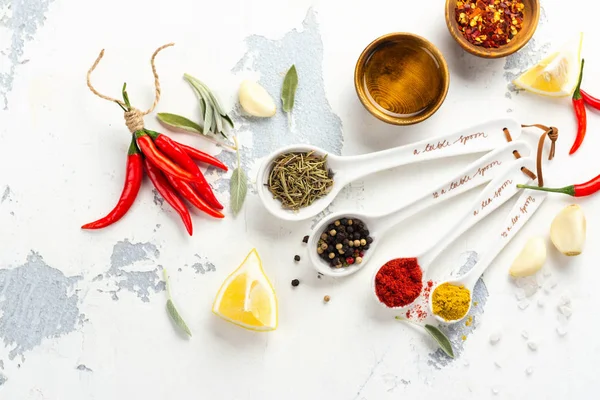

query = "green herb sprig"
[184,73,234,137]
[267,151,333,210]
[164,269,192,337]
[157,73,235,149]
[281,65,298,113]
[230,136,247,215]
[395,317,454,358]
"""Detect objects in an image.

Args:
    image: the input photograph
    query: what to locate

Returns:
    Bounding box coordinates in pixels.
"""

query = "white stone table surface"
[0,0,598,398]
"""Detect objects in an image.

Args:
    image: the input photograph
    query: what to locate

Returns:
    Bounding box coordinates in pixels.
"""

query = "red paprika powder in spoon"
[375,258,423,307]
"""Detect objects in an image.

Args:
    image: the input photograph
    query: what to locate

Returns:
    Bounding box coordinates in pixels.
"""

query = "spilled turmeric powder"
[432,283,471,321]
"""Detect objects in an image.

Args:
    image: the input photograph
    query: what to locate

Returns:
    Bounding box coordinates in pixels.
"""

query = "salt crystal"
[526,366,534,376]
[558,306,572,319]
[521,330,529,339]
[464,359,470,367]
[558,294,571,307]
[516,277,538,297]
[557,326,568,337]
[543,269,552,278]
[543,280,557,293]
[518,300,530,310]
[537,298,546,308]
[528,341,538,351]
[490,333,501,345]
[492,387,500,395]
[494,361,502,368]
[523,284,538,298]
[515,288,526,300]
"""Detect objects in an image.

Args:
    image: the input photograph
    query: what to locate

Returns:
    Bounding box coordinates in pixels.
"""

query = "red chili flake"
[455,0,525,48]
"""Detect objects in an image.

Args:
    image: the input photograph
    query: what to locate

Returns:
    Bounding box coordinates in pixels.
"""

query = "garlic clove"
[509,237,547,277]
[550,204,586,256]
[238,80,276,117]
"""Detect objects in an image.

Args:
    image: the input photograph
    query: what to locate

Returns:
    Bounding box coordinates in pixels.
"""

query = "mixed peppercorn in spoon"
[317,218,373,268]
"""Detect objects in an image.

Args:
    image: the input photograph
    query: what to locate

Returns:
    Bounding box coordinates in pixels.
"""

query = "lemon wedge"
[212,249,278,331]
[513,33,583,97]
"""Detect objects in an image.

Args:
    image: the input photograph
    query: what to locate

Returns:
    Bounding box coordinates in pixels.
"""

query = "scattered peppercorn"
[302,235,309,243]
[294,255,301,262]
[316,217,373,268]
[291,279,300,287]
[323,295,331,303]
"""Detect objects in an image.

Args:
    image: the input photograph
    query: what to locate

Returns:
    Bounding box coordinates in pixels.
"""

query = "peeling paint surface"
[0,252,82,360]
[0,0,54,108]
[104,240,165,302]
[191,254,216,274]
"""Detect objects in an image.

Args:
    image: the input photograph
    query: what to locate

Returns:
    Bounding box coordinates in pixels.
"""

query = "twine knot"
[546,126,558,160]
[124,108,145,133]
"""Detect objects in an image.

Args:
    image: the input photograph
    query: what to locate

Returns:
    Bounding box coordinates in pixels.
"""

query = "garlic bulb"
[238,80,276,117]
[550,204,586,256]
[509,237,547,277]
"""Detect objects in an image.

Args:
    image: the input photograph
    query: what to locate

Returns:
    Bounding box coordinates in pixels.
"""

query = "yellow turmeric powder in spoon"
[432,283,471,321]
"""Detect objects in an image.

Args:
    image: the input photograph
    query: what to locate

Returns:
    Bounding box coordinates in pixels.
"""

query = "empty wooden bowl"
[354,33,450,126]
[445,0,540,58]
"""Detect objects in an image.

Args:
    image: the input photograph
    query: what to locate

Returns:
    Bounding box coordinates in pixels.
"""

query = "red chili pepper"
[174,141,228,171]
[82,138,143,230]
[581,89,600,110]
[145,130,224,210]
[165,174,224,219]
[135,131,201,183]
[517,173,600,197]
[144,158,193,235]
[569,59,587,155]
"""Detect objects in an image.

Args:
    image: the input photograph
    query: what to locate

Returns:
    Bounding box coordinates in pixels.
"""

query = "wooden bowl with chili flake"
[445,0,540,59]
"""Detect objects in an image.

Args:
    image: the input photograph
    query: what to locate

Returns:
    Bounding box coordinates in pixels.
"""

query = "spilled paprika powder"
[375,258,423,308]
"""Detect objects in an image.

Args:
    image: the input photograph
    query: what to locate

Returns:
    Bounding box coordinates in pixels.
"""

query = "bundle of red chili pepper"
[83,44,228,235]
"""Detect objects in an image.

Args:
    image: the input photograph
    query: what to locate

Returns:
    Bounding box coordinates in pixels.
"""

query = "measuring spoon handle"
[419,157,536,270]
[335,118,520,184]
[374,140,532,233]
[462,190,548,289]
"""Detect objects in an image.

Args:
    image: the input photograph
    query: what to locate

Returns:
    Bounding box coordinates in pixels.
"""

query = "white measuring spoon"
[430,189,548,323]
[309,140,532,277]
[257,118,521,221]
[371,156,536,311]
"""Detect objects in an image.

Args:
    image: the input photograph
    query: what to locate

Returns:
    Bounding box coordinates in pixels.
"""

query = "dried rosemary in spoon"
[267,151,334,210]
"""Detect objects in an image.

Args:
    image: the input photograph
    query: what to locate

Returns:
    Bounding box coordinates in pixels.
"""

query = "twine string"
[86,43,174,133]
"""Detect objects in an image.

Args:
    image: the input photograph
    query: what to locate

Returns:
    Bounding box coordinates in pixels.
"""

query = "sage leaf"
[163,269,192,337]
[203,99,213,135]
[157,113,203,134]
[183,73,233,136]
[281,65,298,113]
[166,299,192,337]
[230,167,247,215]
[424,325,454,358]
